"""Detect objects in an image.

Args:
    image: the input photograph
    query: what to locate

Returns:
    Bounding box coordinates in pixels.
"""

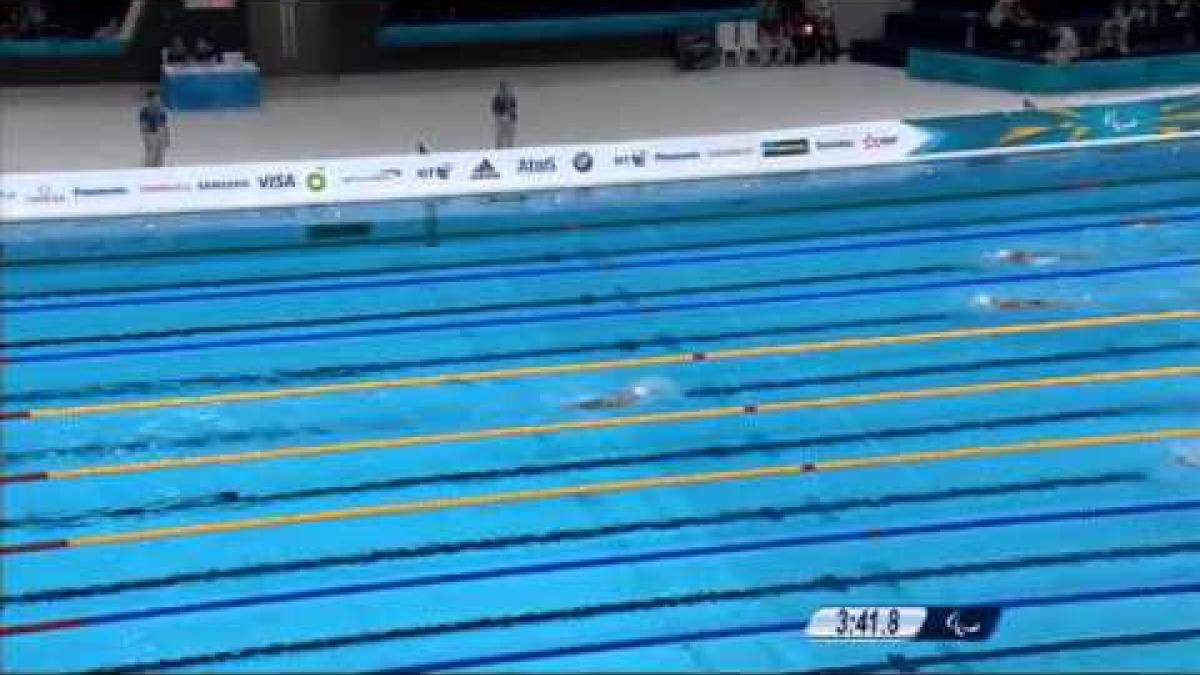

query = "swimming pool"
[2,140,1199,672]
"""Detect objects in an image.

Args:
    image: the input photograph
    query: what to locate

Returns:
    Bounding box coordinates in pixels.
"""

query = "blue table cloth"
[161,63,262,111]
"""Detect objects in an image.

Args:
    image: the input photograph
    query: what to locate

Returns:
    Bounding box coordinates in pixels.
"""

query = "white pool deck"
[2,60,1197,174]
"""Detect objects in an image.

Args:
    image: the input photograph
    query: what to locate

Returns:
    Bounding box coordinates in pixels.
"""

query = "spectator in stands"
[986,0,1043,53]
[93,16,120,39]
[1128,0,1160,50]
[1095,7,1132,56]
[193,36,218,63]
[1041,24,1081,64]
[164,35,189,64]
[17,0,47,39]
[786,1,817,64]
[814,0,840,63]
[491,81,518,149]
[139,89,170,168]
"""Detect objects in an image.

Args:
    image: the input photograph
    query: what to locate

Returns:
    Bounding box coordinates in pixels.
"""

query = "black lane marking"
[3,313,950,408]
[2,471,1142,605]
[84,539,1200,673]
[687,340,1200,397]
[4,426,329,469]
[1,405,1150,531]
[0,405,1155,532]
[4,265,960,350]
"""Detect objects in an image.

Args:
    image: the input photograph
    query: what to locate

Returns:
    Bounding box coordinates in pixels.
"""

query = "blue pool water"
[2,141,1200,672]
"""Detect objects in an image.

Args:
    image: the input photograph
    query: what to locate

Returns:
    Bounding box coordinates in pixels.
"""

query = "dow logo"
[258,173,297,189]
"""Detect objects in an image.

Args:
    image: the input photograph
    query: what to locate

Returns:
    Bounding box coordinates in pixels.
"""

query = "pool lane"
[3,191,1200,672]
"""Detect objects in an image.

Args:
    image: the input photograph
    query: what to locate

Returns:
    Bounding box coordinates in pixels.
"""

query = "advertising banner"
[3,94,1197,223]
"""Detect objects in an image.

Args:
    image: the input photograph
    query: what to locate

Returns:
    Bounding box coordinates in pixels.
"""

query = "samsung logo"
[198,179,251,190]
[815,140,855,150]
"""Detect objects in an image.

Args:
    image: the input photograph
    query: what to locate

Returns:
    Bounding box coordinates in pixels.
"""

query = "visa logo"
[258,173,297,189]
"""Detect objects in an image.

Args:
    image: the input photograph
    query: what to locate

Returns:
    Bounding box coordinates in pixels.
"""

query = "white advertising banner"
[8,100,1196,223]
[0,120,928,223]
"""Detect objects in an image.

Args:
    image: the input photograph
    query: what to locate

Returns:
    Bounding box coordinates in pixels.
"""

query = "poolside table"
[161,61,262,111]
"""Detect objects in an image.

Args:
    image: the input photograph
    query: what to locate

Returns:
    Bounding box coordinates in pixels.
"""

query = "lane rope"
[5,364,1198,486]
[9,310,1198,421]
[2,499,1197,637]
[2,426,1195,556]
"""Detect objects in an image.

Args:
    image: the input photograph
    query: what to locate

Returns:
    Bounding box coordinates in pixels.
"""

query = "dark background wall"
[0,0,249,85]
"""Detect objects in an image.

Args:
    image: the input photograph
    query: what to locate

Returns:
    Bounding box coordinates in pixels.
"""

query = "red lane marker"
[0,410,32,421]
[0,618,86,637]
[0,471,49,485]
[0,539,69,556]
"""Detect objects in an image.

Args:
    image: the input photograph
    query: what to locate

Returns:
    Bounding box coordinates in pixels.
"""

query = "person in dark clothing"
[814,8,840,63]
[491,81,518,149]
[139,89,170,167]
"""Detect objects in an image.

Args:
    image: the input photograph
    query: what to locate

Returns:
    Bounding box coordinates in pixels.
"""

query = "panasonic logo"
[73,187,129,197]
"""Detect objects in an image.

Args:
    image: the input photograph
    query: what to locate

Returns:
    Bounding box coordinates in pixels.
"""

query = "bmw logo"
[573,152,594,173]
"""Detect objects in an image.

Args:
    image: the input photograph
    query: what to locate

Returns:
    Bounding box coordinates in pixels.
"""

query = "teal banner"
[911,95,1200,155]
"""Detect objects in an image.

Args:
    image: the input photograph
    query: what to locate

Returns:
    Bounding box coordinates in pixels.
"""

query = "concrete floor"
[3,59,1198,174]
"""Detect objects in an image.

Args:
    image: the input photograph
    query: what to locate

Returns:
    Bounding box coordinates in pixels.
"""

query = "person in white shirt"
[1042,25,1081,64]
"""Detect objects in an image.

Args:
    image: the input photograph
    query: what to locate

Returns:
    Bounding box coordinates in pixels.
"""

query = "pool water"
[2,145,1200,673]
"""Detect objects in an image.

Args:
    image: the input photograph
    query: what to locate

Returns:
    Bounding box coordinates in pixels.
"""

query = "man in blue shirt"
[139,89,170,167]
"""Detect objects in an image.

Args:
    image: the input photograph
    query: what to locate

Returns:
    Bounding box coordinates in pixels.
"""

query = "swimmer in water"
[987,249,1086,266]
[567,377,679,411]
[570,383,650,410]
[1172,445,1200,468]
[972,293,1075,311]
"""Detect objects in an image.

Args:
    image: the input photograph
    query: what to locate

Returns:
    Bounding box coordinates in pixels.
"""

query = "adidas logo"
[471,159,500,180]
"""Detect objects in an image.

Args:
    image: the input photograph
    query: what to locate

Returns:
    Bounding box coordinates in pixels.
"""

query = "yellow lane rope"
[33,364,1200,482]
[63,427,1200,550]
[23,310,1200,419]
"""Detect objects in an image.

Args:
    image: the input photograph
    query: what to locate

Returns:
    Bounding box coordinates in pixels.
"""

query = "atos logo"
[862,134,899,150]
[518,157,557,174]
[258,173,297,189]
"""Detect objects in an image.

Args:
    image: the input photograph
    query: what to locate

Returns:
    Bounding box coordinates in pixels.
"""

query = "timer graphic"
[806,606,1001,642]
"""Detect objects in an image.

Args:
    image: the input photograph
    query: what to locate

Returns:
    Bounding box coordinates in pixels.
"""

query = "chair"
[739,19,762,64]
[717,21,740,65]
[761,22,794,64]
